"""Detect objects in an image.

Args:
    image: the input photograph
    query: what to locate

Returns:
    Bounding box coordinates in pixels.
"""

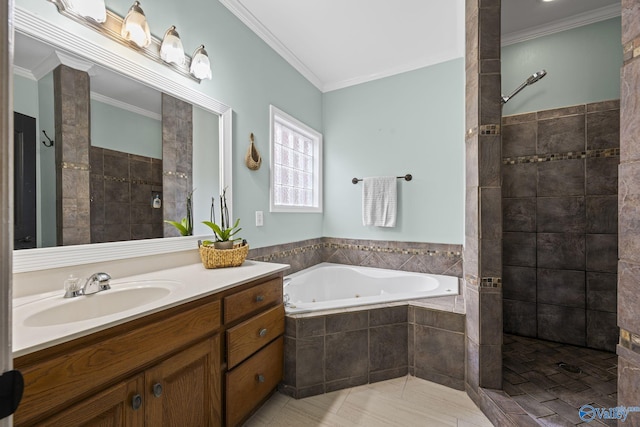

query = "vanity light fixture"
[160,26,185,66]
[190,45,212,80]
[48,0,107,23]
[121,1,151,48]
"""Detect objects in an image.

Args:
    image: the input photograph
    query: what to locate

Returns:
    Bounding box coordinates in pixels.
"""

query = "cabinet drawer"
[224,277,282,324]
[225,337,283,427]
[226,304,284,369]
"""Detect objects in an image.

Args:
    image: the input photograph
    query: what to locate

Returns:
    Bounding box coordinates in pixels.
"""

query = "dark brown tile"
[369,306,407,326]
[295,336,325,388]
[415,325,465,380]
[413,307,465,332]
[103,151,130,179]
[369,324,408,372]
[503,121,537,158]
[325,330,368,381]
[504,232,537,267]
[503,266,536,302]
[537,233,585,270]
[325,311,368,334]
[586,234,618,273]
[296,317,325,338]
[481,290,502,345]
[537,104,586,121]
[537,304,586,346]
[325,375,368,393]
[587,109,620,150]
[537,269,586,308]
[537,197,586,233]
[538,114,586,154]
[503,163,537,198]
[586,272,616,313]
[503,197,536,232]
[586,195,618,234]
[586,157,619,196]
[538,159,585,197]
[586,310,618,352]
[479,344,502,389]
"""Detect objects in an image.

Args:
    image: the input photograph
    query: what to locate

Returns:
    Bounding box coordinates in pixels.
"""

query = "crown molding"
[502,4,621,46]
[219,0,324,91]
[13,65,35,80]
[90,92,162,121]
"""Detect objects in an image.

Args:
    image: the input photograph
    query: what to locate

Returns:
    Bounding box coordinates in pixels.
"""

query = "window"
[269,105,322,213]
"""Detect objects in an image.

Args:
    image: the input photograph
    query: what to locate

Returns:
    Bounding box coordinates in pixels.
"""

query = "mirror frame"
[13,6,233,273]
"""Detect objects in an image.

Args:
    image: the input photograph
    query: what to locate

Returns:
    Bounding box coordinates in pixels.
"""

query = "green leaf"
[164,219,189,236]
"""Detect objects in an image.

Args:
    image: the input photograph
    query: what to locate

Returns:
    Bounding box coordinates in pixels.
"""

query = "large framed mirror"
[12,6,232,273]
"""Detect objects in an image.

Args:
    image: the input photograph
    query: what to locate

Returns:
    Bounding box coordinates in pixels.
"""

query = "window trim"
[269,105,323,213]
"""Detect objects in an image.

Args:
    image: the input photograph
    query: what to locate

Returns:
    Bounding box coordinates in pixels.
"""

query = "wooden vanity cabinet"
[13,272,285,427]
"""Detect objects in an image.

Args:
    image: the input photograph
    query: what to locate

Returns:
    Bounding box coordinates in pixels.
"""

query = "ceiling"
[221,0,621,93]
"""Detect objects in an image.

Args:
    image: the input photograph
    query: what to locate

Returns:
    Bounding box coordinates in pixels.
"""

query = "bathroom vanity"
[12,261,287,427]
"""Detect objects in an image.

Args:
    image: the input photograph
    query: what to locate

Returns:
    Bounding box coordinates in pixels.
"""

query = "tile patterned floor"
[245,375,493,426]
[501,334,618,426]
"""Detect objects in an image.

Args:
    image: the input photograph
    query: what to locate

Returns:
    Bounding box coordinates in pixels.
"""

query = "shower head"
[502,69,547,104]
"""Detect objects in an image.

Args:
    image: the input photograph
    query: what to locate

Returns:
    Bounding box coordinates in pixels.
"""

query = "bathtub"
[283,262,459,314]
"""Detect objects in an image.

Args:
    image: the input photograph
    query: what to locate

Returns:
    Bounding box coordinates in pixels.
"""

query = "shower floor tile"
[502,334,618,426]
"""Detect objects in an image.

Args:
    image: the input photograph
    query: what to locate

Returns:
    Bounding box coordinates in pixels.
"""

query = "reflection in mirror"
[12,32,219,249]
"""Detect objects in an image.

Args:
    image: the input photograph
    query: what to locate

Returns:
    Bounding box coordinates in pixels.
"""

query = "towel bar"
[352,174,412,184]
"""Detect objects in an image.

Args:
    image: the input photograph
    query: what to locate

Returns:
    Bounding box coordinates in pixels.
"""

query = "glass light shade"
[190,45,212,80]
[121,1,151,48]
[63,0,107,22]
[160,26,185,66]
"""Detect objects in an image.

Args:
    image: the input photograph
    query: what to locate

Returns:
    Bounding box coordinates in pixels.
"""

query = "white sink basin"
[19,280,184,327]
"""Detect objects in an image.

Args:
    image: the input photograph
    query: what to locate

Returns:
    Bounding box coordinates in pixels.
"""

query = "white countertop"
[13,260,289,358]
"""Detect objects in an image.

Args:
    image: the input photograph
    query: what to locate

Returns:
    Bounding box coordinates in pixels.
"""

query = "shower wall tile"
[587,99,620,113]
[537,304,585,347]
[537,114,586,154]
[369,306,407,327]
[326,311,368,334]
[586,157,619,195]
[414,324,465,390]
[503,163,537,198]
[503,299,537,337]
[585,234,618,273]
[621,0,640,45]
[369,324,408,373]
[503,198,536,232]
[536,197,585,233]
[503,232,536,267]
[586,310,618,352]
[503,266,536,302]
[586,195,618,234]
[502,120,537,158]
[619,163,640,264]
[536,104,585,121]
[537,159,585,197]
[537,269,585,308]
[479,135,501,187]
[537,233,585,271]
[587,108,620,150]
[586,272,617,313]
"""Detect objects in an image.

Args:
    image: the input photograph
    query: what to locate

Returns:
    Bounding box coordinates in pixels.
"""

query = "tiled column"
[53,65,91,246]
[464,0,503,393]
[162,93,193,237]
[618,0,640,421]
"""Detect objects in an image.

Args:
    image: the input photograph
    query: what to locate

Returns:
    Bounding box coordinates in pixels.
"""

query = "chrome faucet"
[64,272,111,298]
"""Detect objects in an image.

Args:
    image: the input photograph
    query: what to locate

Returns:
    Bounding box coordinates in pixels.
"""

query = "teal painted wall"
[502,18,622,116]
[192,106,220,235]
[90,100,162,159]
[13,74,38,118]
[322,58,465,244]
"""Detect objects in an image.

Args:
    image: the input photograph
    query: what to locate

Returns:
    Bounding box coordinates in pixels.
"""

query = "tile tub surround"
[248,237,463,277]
[281,303,466,399]
[502,100,620,352]
[90,147,163,243]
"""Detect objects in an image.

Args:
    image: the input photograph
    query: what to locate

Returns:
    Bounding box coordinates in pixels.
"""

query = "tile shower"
[502,100,619,352]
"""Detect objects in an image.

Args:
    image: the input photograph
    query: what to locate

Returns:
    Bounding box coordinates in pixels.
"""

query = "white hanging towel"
[362,176,397,227]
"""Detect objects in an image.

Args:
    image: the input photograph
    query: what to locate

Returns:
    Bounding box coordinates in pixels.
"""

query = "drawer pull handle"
[259,328,268,337]
[256,374,265,383]
[153,383,163,398]
[256,295,265,302]
[132,394,142,410]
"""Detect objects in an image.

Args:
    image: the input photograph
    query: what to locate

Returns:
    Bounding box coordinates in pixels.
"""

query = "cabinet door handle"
[259,328,268,337]
[256,374,265,383]
[153,383,163,398]
[132,394,142,410]
[255,295,265,302]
